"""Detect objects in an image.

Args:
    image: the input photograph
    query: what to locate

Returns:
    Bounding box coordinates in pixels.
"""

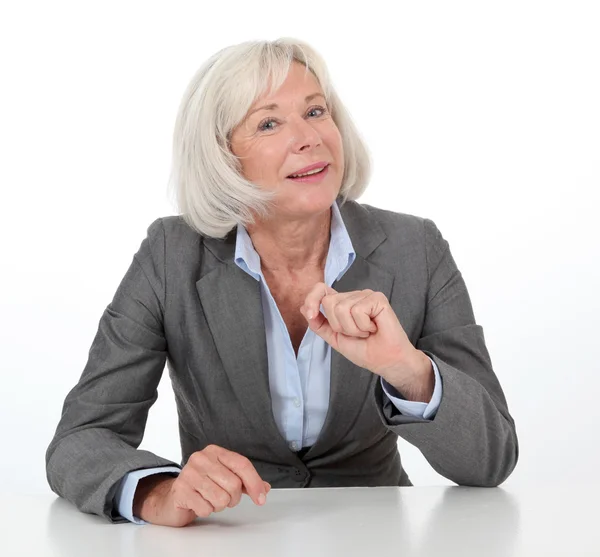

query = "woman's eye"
[307,106,327,118]
[258,119,277,132]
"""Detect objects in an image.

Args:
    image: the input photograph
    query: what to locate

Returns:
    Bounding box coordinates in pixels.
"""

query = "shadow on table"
[46,487,519,556]
[413,487,521,556]
[46,487,412,557]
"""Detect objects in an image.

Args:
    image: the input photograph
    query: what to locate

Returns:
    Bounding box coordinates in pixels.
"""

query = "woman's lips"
[286,164,330,184]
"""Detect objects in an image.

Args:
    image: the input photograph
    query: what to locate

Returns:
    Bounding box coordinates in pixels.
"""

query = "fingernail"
[258,493,266,505]
[307,310,314,319]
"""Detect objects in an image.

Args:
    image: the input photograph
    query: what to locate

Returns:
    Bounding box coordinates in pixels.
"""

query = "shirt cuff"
[380,357,442,420]
[114,466,182,524]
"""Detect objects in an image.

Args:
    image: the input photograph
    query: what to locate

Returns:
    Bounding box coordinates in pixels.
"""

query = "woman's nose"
[289,117,322,152]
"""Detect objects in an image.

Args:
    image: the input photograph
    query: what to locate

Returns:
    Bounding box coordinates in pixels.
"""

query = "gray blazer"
[45,199,518,523]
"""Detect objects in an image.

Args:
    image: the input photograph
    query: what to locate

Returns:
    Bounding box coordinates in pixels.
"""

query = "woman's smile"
[286,163,330,184]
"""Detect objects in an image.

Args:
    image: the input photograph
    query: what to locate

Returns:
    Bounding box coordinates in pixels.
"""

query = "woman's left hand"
[300,283,434,402]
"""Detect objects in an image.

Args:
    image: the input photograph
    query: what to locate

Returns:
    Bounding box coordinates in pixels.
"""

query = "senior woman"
[46,38,518,527]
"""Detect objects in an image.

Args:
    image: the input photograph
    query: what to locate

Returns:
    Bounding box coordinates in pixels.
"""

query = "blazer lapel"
[197,236,295,460]
[197,199,393,461]
[304,201,394,459]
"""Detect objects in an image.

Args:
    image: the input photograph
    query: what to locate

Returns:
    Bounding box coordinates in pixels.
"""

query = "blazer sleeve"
[45,218,182,523]
[374,217,519,487]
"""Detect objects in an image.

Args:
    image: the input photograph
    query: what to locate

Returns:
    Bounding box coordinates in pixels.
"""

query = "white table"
[5,486,599,556]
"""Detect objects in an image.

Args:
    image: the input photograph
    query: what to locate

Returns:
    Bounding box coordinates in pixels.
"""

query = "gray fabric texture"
[45,199,518,523]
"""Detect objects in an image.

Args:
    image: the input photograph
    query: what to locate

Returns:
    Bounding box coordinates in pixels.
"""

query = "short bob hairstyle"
[167,37,371,239]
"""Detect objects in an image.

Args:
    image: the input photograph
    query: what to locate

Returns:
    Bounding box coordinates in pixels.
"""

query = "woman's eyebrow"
[247,92,326,119]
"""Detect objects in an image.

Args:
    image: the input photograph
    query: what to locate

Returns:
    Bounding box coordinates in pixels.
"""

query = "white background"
[1,1,598,495]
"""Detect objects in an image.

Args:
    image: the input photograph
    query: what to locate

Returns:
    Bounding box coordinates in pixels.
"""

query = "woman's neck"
[246,207,331,275]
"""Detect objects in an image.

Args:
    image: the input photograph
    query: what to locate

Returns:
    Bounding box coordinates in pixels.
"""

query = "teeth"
[290,166,325,178]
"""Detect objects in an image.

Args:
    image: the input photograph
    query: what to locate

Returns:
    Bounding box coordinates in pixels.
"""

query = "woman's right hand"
[133,444,272,527]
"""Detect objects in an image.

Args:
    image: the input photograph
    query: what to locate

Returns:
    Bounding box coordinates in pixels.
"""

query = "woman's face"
[230,62,344,221]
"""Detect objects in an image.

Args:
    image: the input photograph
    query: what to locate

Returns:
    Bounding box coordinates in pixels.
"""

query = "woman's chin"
[287,180,339,201]
[286,192,337,214]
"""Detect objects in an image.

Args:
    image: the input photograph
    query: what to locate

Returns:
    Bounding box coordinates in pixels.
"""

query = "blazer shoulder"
[351,202,449,270]
[155,214,203,241]
[144,215,207,248]
[138,215,207,271]
[357,202,434,243]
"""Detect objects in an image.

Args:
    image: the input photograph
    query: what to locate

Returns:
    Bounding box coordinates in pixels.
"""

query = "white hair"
[167,37,371,239]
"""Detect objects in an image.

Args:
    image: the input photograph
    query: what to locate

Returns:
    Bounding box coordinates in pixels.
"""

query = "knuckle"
[189,451,208,467]
[349,303,361,315]
[205,493,227,513]
[196,502,214,518]
[194,449,209,460]
[227,488,242,507]
[199,483,227,512]
[227,476,243,494]
[339,299,353,311]
[236,455,252,471]
[215,492,231,511]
